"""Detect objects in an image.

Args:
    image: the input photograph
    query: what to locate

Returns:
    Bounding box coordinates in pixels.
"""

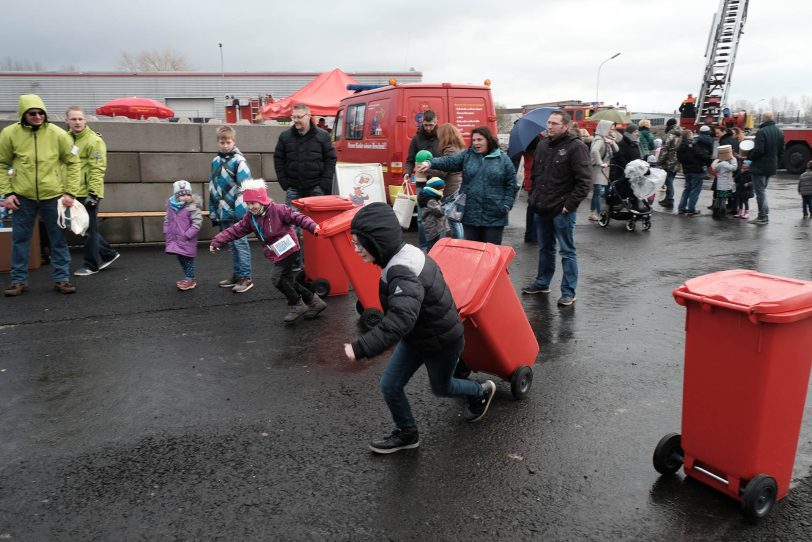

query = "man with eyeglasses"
[522,110,592,307]
[274,103,336,270]
[0,94,81,296]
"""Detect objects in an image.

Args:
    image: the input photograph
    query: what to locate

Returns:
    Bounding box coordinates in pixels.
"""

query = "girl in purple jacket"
[209,179,327,324]
[164,180,203,291]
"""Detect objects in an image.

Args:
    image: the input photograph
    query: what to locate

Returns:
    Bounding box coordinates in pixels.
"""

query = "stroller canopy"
[624,160,666,200]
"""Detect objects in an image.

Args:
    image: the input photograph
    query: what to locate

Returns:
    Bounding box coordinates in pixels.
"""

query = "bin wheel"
[310,278,330,297]
[652,432,683,475]
[598,211,610,228]
[454,359,471,379]
[625,220,636,232]
[361,308,383,330]
[741,474,777,524]
[355,300,364,315]
[510,366,533,400]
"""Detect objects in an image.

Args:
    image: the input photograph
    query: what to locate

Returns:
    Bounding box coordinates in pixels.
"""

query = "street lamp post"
[219,43,225,120]
[596,52,621,105]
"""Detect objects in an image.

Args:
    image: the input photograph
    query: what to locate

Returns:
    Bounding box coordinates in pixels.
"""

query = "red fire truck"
[782,129,812,174]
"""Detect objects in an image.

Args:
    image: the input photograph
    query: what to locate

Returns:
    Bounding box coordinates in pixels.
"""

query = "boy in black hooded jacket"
[343,202,495,454]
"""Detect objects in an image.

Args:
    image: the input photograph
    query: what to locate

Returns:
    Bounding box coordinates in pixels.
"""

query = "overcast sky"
[5,0,808,113]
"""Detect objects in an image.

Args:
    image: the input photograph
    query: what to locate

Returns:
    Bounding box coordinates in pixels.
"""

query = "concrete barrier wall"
[0,119,288,243]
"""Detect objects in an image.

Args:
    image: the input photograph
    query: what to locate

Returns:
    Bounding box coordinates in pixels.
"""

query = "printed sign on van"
[335,163,386,207]
[453,100,486,136]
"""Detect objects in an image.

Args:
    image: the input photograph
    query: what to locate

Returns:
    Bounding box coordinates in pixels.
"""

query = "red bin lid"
[291,195,356,212]
[429,238,514,317]
[318,205,365,238]
[674,270,812,320]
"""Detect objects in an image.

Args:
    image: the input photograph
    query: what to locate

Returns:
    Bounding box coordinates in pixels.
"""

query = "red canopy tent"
[260,68,359,120]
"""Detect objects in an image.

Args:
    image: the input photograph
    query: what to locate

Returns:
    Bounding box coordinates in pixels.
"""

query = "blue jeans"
[590,185,605,213]
[803,195,812,215]
[219,219,252,278]
[380,340,483,429]
[525,204,539,242]
[533,211,578,298]
[751,174,770,221]
[80,198,118,271]
[449,220,464,240]
[662,170,677,203]
[285,185,325,267]
[678,173,704,213]
[416,193,428,251]
[11,196,71,284]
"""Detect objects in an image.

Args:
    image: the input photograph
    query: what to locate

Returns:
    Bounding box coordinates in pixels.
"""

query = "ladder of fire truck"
[696,0,749,124]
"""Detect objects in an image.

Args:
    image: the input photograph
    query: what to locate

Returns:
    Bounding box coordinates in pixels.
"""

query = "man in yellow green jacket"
[0,94,81,296]
[65,106,120,276]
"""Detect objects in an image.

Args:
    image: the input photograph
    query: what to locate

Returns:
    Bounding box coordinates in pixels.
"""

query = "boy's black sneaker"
[369,427,420,454]
[463,380,496,422]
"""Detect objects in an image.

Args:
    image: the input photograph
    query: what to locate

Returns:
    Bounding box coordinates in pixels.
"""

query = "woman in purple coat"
[164,180,203,291]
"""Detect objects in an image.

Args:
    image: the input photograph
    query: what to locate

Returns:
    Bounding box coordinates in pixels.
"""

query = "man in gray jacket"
[748,112,785,225]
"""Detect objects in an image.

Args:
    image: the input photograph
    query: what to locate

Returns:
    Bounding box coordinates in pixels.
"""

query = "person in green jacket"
[65,106,120,276]
[0,94,81,296]
[638,119,656,158]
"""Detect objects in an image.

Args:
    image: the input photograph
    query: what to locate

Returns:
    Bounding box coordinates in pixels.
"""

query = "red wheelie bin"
[429,238,539,399]
[291,195,355,297]
[653,270,812,523]
[318,205,383,329]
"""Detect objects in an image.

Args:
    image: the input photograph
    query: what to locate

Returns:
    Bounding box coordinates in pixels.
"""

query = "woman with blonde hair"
[638,119,656,158]
[436,123,466,238]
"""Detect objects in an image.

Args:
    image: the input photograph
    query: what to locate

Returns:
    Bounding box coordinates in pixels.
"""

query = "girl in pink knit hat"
[209,179,326,324]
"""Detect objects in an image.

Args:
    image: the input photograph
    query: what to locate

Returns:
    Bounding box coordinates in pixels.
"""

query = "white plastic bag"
[392,181,416,229]
[57,199,90,236]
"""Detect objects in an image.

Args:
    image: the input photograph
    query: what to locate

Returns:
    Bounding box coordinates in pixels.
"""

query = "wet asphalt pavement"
[2,172,812,541]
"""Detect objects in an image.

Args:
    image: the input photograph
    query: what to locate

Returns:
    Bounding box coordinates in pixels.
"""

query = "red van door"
[448,89,496,144]
[404,93,447,145]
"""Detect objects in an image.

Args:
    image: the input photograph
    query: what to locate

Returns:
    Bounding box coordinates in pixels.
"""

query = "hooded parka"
[349,203,464,360]
[0,94,80,200]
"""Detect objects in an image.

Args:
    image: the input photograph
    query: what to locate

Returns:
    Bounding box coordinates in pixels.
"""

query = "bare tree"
[0,57,45,71]
[495,102,517,134]
[730,99,753,113]
[116,49,193,72]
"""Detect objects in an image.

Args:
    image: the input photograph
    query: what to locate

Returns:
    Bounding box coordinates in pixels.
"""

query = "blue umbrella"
[507,107,558,158]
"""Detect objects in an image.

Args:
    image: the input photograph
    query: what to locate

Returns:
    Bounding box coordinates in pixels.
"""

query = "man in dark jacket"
[522,110,591,307]
[343,202,495,454]
[274,103,336,267]
[274,104,336,198]
[403,109,444,251]
[403,109,442,181]
[748,111,785,225]
[676,130,711,216]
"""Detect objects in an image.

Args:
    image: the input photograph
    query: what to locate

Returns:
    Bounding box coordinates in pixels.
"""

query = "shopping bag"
[441,191,466,223]
[57,199,90,236]
[392,181,416,229]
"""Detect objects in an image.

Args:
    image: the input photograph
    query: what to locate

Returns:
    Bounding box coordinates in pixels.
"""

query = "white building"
[0,71,422,121]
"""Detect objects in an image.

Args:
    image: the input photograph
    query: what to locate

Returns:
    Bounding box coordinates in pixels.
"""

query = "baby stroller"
[599,159,666,232]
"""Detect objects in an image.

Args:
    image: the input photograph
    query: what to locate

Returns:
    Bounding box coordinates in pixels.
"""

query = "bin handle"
[673,291,760,324]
